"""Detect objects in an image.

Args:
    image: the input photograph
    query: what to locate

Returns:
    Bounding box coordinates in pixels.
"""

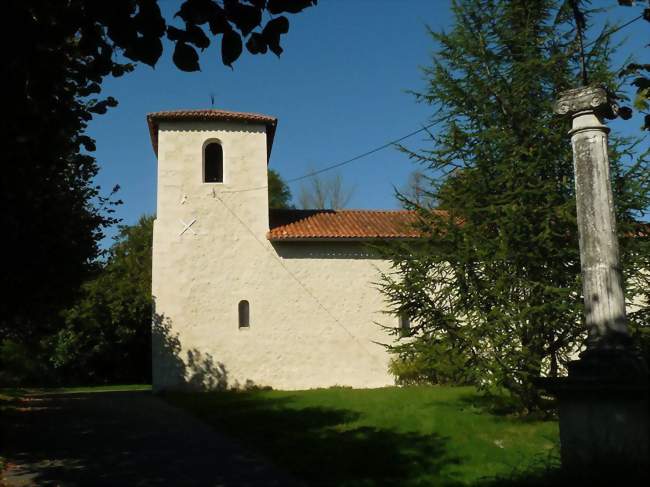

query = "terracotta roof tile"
[147,109,277,159]
[268,209,422,240]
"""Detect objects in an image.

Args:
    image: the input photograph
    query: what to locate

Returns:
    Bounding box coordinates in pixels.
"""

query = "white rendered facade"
[151,114,397,391]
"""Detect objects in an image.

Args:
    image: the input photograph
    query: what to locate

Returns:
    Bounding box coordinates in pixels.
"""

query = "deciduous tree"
[44,164,293,383]
[298,172,355,209]
[50,215,155,384]
[617,0,650,130]
[400,170,435,208]
[5,1,315,346]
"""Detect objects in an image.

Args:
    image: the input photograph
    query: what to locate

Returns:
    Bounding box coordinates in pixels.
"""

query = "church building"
[149,109,419,391]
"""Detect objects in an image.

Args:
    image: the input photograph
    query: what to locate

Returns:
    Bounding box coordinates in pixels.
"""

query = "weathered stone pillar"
[543,85,649,479]
[555,86,629,352]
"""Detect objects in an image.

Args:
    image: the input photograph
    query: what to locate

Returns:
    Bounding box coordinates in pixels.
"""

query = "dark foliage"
[268,168,293,208]
[0,217,154,386]
[5,1,314,354]
[49,216,155,385]
[5,1,125,345]
[616,0,650,130]
[2,161,292,384]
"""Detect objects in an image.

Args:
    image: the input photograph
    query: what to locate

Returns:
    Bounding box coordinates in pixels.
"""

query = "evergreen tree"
[379,0,650,412]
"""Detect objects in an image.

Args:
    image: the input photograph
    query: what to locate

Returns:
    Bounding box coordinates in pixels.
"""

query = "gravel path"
[1,390,300,486]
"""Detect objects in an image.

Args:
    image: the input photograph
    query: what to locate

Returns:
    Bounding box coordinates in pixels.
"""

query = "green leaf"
[167,25,188,41]
[173,42,201,71]
[246,32,268,54]
[221,29,243,67]
[262,16,289,56]
[186,24,211,49]
[134,0,166,37]
[175,0,216,24]
[224,0,262,37]
[124,36,163,66]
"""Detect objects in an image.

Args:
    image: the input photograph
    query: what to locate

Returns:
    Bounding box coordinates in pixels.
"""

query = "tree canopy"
[49,216,155,384]
[2,163,294,384]
[5,1,315,346]
[268,169,293,208]
[298,172,355,209]
[379,0,650,413]
[616,0,650,130]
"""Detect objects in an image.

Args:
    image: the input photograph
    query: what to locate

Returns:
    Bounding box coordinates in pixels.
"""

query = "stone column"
[543,85,648,479]
[556,86,628,351]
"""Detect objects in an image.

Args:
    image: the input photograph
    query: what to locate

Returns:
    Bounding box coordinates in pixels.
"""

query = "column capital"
[553,85,619,120]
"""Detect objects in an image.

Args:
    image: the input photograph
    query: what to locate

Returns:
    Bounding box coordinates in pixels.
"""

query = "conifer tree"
[379,0,650,412]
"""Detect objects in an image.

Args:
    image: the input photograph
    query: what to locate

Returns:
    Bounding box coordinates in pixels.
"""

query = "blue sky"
[88,0,649,245]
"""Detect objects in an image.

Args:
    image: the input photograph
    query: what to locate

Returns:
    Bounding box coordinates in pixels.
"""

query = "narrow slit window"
[204,142,223,183]
[399,313,410,337]
[238,300,250,328]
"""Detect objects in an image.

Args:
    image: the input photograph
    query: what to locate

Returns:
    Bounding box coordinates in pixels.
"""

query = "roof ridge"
[147,108,276,121]
[147,108,277,158]
[338,209,415,213]
[268,208,422,240]
[268,209,416,213]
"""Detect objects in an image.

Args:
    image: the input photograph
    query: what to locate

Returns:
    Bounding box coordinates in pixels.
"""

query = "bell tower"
[148,109,277,390]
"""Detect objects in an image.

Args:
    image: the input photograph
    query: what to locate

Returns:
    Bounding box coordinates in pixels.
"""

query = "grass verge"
[165,385,559,486]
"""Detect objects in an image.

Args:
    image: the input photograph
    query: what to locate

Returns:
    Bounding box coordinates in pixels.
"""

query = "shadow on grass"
[453,390,557,422]
[477,466,648,487]
[6,389,620,487]
[0,390,301,486]
[165,391,464,486]
[1,388,465,487]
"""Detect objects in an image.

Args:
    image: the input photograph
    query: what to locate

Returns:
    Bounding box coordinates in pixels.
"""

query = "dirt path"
[1,390,300,486]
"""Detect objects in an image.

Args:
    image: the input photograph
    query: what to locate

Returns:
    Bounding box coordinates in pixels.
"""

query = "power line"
[584,13,644,50]
[221,120,439,194]
[575,12,644,86]
[219,14,646,197]
[213,193,388,368]
[286,121,439,184]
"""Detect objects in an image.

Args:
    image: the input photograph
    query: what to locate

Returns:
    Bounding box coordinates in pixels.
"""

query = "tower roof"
[146,109,278,161]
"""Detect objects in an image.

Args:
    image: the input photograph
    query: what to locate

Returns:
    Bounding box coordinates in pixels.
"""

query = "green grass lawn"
[165,386,559,486]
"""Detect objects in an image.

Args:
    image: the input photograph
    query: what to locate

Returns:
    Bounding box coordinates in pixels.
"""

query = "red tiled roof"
[264,209,644,241]
[268,209,422,240]
[146,109,277,159]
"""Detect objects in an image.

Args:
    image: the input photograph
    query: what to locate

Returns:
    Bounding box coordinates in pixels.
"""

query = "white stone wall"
[152,120,396,391]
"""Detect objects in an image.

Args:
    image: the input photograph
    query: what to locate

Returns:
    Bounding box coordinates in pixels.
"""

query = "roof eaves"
[146,109,277,161]
[266,234,421,242]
